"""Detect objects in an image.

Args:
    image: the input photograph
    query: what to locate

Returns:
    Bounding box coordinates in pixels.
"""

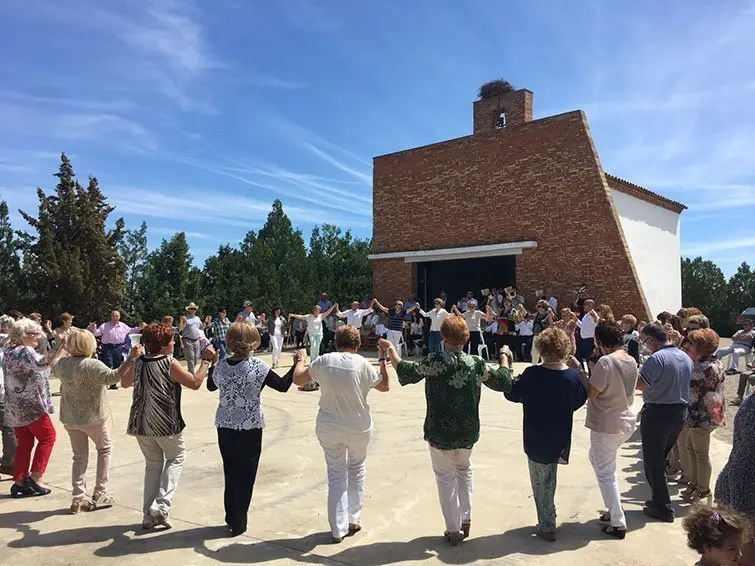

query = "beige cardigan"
[53,357,119,425]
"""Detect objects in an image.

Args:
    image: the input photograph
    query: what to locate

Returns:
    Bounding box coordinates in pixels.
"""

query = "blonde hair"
[9,318,42,346]
[66,329,97,358]
[535,327,572,362]
[620,314,637,328]
[226,322,260,355]
[60,312,73,323]
[162,315,174,326]
[335,325,361,350]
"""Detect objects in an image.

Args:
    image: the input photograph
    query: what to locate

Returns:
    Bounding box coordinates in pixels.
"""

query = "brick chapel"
[369,89,686,321]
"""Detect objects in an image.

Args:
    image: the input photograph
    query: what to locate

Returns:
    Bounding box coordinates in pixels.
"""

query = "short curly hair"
[335,325,361,351]
[141,324,175,355]
[441,315,470,349]
[226,321,260,355]
[594,321,624,349]
[682,504,749,555]
[535,327,571,362]
[686,328,720,358]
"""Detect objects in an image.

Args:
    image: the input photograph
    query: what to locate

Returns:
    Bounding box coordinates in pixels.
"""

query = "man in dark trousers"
[637,322,692,522]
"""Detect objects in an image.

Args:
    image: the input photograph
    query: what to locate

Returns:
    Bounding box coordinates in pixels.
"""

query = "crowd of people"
[1,289,755,565]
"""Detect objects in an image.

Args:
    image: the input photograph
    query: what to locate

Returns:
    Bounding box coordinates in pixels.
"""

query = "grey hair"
[0,314,14,333]
[8,318,42,346]
[641,321,668,344]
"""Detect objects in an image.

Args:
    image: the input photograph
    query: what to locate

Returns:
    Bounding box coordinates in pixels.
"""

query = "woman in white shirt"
[289,303,337,363]
[292,325,390,543]
[207,322,297,537]
[452,300,494,356]
[267,308,287,369]
[419,298,452,354]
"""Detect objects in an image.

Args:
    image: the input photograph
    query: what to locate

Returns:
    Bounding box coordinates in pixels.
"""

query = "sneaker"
[731,396,744,406]
[24,476,51,496]
[92,491,115,508]
[154,513,173,529]
[70,499,96,514]
[685,488,712,503]
[10,482,35,497]
[680,485,698,499]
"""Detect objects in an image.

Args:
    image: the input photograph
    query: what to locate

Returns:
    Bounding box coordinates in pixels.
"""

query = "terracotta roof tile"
[605,173,686,213]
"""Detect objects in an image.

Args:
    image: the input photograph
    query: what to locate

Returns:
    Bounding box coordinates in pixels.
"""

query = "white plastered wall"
[609,189,682,318]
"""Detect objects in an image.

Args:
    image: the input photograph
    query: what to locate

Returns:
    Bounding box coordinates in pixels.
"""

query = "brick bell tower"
[473,88,533,134]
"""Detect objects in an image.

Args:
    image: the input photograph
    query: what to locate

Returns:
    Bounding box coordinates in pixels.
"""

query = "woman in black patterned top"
[207,321,297,537]
[121,323,214,530]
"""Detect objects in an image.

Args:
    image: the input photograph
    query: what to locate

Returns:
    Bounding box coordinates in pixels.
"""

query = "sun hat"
[185,302,199,311]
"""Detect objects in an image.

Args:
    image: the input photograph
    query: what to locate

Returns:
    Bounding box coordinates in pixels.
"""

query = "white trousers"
[386,329,403,351]
[270,334,283,365]
[715,345,752,371]
[429,445,473,533]
[588,429,632,528]
[136,433,186,520]
[316,425,371,538]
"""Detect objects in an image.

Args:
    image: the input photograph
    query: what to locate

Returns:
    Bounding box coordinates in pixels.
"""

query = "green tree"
[251,200,311,314]
[119,221,149,320]
[140,232,195,322]
[726,262,755,324]
[0,199,25,312]
[19,154,125,322]
[307,224,372,308]
[681,257,730,334]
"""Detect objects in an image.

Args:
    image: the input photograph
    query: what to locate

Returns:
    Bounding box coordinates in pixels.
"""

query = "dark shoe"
[230,526,246,537]
[726,368,740,375]
[536,529,556,542]
[643,506,674,523]
[108,384,118,390]
[25,476,51,496]
[601,524,626,539]
[348,523,362,536]
[10,482,35,497]
[0,464,14,476]
[462,520,471,538]
[332,536,343,544]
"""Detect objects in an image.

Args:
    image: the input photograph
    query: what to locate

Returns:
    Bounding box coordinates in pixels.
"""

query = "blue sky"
[1,0,753,275]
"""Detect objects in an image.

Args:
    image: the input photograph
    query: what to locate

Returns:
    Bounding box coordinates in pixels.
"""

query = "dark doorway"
[416,255,516,308]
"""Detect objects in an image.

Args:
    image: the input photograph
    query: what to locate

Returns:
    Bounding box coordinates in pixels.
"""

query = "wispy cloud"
[149,226,218,241]
[108,185,370,232]
[683,237,755,257]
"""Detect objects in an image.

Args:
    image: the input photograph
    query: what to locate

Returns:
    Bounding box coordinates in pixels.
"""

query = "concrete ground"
[0,352,733,566]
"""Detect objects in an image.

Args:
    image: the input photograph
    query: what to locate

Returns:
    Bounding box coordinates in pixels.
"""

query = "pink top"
[93,321,138,345]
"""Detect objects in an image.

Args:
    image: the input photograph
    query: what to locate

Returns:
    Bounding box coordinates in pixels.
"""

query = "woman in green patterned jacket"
[379,315,514,546]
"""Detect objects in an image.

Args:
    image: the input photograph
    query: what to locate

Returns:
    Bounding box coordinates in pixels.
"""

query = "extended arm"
[170,357,211,390]
[263,362,296,392]
[373,299,389,314]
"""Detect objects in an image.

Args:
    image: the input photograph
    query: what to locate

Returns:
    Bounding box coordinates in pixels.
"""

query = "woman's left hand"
[566,355,581,369]
[377,338,392,351]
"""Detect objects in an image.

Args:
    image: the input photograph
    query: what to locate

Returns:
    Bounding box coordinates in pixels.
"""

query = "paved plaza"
[1,354,729,566]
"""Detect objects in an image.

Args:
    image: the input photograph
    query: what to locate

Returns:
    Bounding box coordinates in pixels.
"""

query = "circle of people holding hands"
[1,290,754,566]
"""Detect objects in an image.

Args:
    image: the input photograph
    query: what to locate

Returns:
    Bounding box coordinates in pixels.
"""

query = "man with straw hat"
[179,302,206,372]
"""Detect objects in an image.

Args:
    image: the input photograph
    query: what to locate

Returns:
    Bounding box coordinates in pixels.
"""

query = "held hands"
[293,349,306,364]
[180,315,187,323]
[128,344,144,360]
[377,338,393,354]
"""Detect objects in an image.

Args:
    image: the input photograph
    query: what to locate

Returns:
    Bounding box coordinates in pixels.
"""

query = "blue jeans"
[213,340,228,360]
[428,331,442,354]
[100,343,124,369]
[528,459,558,533]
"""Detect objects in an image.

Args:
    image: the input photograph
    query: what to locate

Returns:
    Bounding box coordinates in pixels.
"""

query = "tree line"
[0,154,372,324]
[1,154,753,334]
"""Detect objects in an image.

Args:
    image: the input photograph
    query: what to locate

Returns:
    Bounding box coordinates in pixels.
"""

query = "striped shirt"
[127,355,185,437]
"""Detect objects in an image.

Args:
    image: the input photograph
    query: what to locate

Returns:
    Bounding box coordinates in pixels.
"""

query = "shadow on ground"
[195,522,595,565]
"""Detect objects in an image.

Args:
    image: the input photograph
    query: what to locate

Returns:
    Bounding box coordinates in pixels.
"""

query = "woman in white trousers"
[289,303,337,363]
[382,316,514,545]
[267,308,286,369]
[568,321,638,539]
[293,325,389,543]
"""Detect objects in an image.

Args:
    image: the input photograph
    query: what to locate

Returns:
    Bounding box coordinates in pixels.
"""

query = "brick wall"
[372,109,653,320]
[473,89,533,134]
